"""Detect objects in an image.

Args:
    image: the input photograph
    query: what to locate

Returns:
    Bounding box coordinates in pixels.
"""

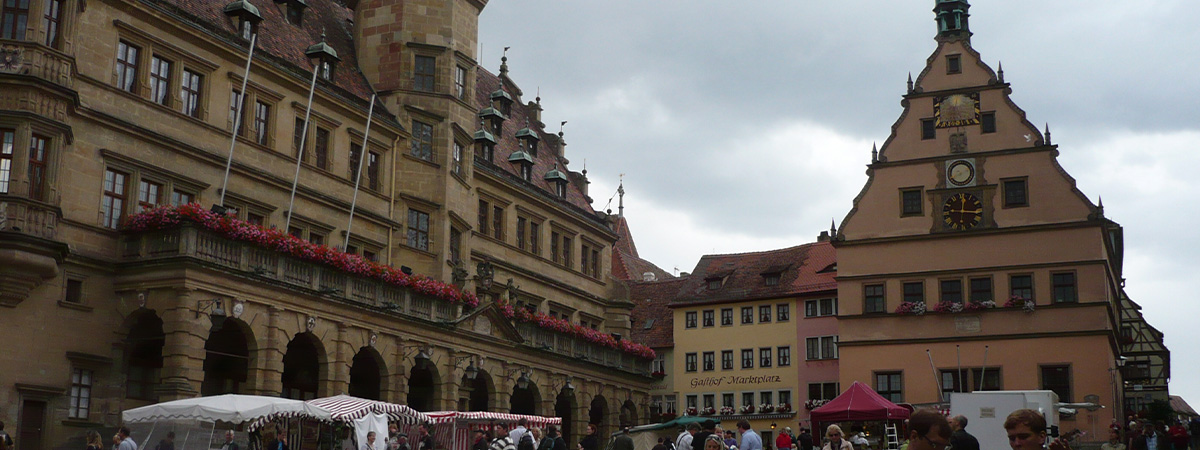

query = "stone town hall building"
[0,0,653,447]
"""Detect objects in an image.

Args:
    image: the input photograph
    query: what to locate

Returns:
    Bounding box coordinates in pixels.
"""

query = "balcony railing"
[122,225,459,321]
[0,196,60,240]
[0,40,75,89]
[515,322,651,376]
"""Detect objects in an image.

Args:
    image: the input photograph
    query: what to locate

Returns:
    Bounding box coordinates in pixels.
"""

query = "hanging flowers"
[496,297,657,360]
[964,300,996,311]
[740,404,756,414]
[1003,295,1036,313]
[123,204,479,308]
[804,399,829,410]
[894,301,926,315]
[931,301,964,313]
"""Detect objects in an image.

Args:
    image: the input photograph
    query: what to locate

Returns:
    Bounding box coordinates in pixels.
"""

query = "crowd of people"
[1112,416,1200,450]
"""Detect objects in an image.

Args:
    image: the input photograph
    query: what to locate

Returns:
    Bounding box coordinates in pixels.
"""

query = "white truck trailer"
[949,391,1061,450]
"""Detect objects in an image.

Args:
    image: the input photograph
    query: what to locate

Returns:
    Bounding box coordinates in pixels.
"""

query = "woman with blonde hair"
[85,431,104,450]
[705,434,727,450]
[822,425,853,450]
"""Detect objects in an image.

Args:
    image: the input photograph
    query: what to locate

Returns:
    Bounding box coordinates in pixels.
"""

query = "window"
[722,393,735,408]
[349,144,363,182]
[777,304,790,321]
[529,222,540,255]
[562,235,571,269]
[0,128,13,193]
[686,395,697,410]
[414,55,435,92]
[981,112,996,133]
[254,101,271,145]
[720,308,733,326]
[150,56,172,105]
[239,18,253,40]
[478,200,489,236]
[759,348,772,368]
[759,305,772,323]
[69,368,93,419]
[555,182,567,198]
[308,231,324,246]
[903,281,925,303]
[477,142,493,163]
[809,382,840,401]
[742,392,754,408]
[366,151,380,190]
[27,134,47,201]
[1010,274,1033,301]
[580,242,590,275]
[1,0,29,40]
[454,66,467,100]
[115,41,141,93]
[969,277,992,302]
[1040,365,1072,402]
[406,209,430,251]
[741,349,753,369]
[245,212,264,227]
[313,127,330,169]
[864,284,886,314]
[805,298,838,317]
[516,217,527,250]
[741,307,753,324]
[180,69,203,118]
[42,0,61,47]
[702,352,714,371]
[492,205,503,241]
[940,279,963,304]
[764,273,781,286]
[286,2,303,25]
[229,90,247,136]
[64,278,83,304]
[684,311,697,329]
[590,248,599,278]
[170,190,193,206]
[702,310,714,327]
[721,350,733,370]
[940,368,1002,396]
[778,390,792,406]
[1003,178,1028,207]
[684,353,697,372]
[293,118,307,154]
[651,355,666,374]
[946,55,962,74]
[101,169,128,229]
[137,179,162,211]
[921,118,936,140]
[1052,272,1077,303]
[901,188,923,216]
[452,141,463,175]
[777,346,791,367]
[759,391,773,406]
[707,278,721,290]
[411,120,433,161]
[875,372,903,403]
[550,230,559,263]
[806,336,838,360]
[448,227,462,263]
[519,163,532,181]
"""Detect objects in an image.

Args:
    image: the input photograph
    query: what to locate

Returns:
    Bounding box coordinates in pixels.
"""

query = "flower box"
[804,399,830,410]
[894,301,926,315]
[776,403,792,413]
[1003,295,1036,313]
[685,407,698,416]
[701,406,716,416]
[740,405,755,414]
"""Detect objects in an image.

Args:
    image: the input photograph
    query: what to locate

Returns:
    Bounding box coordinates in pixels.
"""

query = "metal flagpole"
[217,33,258,210]
[978,345,990,392]
[283,60,322,232]
[956,344,962,394]
[342,92,377,251]
[927,349,944,403]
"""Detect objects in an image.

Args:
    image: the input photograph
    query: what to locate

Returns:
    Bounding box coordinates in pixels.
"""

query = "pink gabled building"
[791,236,840,430]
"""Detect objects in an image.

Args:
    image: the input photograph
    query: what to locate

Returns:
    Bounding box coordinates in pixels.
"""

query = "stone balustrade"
[0,196,60,240]
[0,41,75,89]
[515,321,651,376]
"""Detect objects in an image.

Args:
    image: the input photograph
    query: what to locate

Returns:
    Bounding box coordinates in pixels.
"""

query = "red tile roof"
[610,216,674,282]
[670,241,837,306]
[159,0,379,110]
[474,68,599,217]
[629,276,689,348]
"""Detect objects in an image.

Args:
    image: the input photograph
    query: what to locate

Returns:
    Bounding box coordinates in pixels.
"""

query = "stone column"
[155,288,206,400]
[438,349,461,411]
[257,305,286,396]
[327,322,351,396]
[388,336,408,404]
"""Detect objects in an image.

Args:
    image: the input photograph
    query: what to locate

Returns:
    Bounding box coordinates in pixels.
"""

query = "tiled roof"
[474,68,596,214]
[158,0,378,108]
[629,276,689,348]
[670,241,837,306]
[610,216,674,282]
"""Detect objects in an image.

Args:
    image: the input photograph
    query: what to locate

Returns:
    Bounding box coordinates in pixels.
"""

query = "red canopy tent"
[810,381,912,423]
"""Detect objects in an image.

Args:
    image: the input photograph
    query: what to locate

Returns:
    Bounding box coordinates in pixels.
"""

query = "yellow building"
[671,242,836,442]
[833,1,1160,438]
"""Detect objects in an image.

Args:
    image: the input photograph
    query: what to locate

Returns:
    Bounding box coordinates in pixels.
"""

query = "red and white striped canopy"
[424,411,561,426]
[307,395,432,424]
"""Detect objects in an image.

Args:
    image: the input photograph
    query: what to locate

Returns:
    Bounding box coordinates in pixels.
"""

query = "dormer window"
[508,150,534,182]
[240,19,254,40]
[223,0,263,41]
[544,165,569,199]
[706,278,722,290]
[764,273,781,286]
[474,124,496,163]
[516,125,540,157]
[305,37,340,81]
[478,107,506,136]
[490,89,514,116]
[273,0,306,25]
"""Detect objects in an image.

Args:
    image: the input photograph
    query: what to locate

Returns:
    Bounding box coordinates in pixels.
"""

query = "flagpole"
[217,33,258,210]
[283,61,321,232]
[342,93,377,251]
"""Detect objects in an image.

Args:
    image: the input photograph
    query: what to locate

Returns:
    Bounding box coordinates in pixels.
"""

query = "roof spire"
[871,142,879,163]
[907,72,914,94]
[618,174,625,218]
[1044,123,1052,146]
[997,61,1005,83]
[830,219,837,236]
[1097,196,1105,218]
[933,0,972,41]
[500,46,510,76]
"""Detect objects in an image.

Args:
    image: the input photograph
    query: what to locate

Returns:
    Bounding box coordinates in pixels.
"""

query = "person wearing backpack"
[516,425,535,450]
[547,425,567,450]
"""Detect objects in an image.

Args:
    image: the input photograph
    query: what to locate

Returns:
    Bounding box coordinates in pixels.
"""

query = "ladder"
[885,423,900,450]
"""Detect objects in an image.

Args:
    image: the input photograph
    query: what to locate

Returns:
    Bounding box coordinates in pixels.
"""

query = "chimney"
[680,272,690,277]
[642,272,657,282]
[528,100,543,128]
[818,231,831,242]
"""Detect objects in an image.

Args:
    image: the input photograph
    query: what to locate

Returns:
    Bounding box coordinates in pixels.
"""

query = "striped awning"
[307,395,432,424]
[424,411,562,426]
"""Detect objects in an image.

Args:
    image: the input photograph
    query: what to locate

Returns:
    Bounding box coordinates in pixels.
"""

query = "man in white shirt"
[118,427,138,450]
[510,419,530,445]
[677,423,699,450]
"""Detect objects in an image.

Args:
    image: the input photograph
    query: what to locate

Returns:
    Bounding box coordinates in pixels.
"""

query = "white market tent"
[122,394,335,431]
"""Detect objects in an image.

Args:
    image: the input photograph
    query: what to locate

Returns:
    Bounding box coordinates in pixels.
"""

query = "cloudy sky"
[479,1,1200,406]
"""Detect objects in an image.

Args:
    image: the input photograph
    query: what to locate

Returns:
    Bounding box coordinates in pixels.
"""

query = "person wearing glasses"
[823,425,853,450]
[905,410,951,450]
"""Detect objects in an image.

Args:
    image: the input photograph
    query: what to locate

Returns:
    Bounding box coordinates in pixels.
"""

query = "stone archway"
[202,317,254,396]
[555,389,577,444]
[619,399,638,428]
[282,332,326,400]
[407,359,441,411]
[462,369,494,412]
[124,309,164,401]
[589,395,608,437]
[349,346,387,400]
[510,379,541,415]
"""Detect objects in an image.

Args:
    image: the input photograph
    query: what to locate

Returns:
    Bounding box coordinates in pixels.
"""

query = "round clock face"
[943,193,983,230]
[947,160,975,187]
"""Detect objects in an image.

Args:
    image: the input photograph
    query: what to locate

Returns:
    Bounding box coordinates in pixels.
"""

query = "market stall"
[122,394,335,450]
[810,382,911,450]
[423,411,563,450]
[307,395,433,450]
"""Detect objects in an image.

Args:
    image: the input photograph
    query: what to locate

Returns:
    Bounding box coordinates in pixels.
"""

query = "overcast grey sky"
[479,1,1200,407]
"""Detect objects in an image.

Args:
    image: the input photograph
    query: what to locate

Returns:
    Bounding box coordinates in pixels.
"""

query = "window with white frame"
[804,298,838,317]
[806,335,838,360]
[69,368,93,419]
